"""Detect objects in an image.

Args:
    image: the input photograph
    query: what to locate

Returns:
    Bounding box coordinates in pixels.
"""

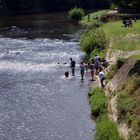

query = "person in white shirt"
[98,68,106,88]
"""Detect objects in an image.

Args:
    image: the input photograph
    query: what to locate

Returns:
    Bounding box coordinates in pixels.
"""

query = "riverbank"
[80,10,140,140]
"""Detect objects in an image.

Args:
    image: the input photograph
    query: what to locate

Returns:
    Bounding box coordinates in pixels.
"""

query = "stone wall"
[106,57,136,91]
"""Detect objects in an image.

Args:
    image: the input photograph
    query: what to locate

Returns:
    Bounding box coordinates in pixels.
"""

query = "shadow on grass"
[129,60,140,76]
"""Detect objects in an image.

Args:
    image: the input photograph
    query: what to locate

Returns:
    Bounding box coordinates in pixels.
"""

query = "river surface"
[0,12,95,140]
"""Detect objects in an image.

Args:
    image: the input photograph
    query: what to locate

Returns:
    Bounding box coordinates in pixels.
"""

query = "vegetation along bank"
[78,8,140,140]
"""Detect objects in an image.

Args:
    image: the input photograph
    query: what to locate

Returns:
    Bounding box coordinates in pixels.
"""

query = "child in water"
[65,71,69,78]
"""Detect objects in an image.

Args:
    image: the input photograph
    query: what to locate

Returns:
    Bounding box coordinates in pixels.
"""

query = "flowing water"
[0,12,95,140]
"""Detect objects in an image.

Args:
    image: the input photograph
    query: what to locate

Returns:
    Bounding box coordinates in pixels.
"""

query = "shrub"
[68,7,85,21]
[95,114,124,140]
[88,87,107,117]
[90,49,105,61]
[80,28,106,54]
[87,20,103,30]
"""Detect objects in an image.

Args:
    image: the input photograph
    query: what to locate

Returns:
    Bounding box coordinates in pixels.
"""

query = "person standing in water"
[90,61,95,81]
[70,58,76,76]
[80,62,85,80]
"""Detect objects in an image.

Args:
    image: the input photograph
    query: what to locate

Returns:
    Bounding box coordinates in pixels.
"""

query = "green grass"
[132,54,140,60]
[102,20,140,51]
[81,10,109,25]
[88,87,123,140]
[117,74,140,140]
[95,114,124,140]
[88,87,108,117]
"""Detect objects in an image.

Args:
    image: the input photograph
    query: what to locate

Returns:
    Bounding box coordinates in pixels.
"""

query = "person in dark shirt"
[80,62,85,80]
[70,58,76,76]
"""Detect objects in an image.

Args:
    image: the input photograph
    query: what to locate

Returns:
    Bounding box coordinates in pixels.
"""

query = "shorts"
[80,70,84,75]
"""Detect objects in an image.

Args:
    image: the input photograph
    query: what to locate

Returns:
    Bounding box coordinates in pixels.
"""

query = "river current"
[0,12,95,140]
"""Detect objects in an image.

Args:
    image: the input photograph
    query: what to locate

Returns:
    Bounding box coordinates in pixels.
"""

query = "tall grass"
[89,87,123,140]
[88,87,107,117]
[117,74,140,140]
[95,114,124,140]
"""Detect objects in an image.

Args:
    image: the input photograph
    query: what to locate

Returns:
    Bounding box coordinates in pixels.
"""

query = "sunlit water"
[0,13,95,140]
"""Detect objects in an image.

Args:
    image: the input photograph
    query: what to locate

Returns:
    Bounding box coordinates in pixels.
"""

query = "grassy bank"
[80,9,140,140]
[80,10,108,61]
[116,73,140,140]
[88,87,123,140]
[81,9,140,58]
[81,10,109,25]
[103,20,140,52]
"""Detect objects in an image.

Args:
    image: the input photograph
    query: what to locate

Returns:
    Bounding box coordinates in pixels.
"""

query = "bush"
[95,114,124,140]
[87,20,103,30]
[68,7,85,21]
[90,49,105,61]
[80,28,106,54]
[88,87,107,117]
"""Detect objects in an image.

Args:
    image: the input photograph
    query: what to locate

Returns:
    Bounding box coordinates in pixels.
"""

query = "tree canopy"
[1,0,110,14]
[0,0,140,15]
[111,0,140,8]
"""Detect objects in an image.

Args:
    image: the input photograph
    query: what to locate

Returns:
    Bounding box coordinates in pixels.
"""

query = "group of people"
[66,55,107,88]
[122,18,133,27]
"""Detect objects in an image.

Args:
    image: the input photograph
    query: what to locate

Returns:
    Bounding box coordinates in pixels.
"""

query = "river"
[0,12,95,140]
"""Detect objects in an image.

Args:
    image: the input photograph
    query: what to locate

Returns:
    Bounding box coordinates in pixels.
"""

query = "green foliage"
[132,54,140,60]
[106,58,125,79]
[95,114,124,140]
[119,0,140,9]
[117,74,140,140]
[129,117,140,140]
[87,20,103,30]
[88,87,123,140]
[80,28,106,54]
[88,87,107,117]
[81,10,109,25]
[68,7,85,21]
[110,3,117,9]
[90,49,105,61]
[106,63,118,79]
[117,91,134,124]
[123,74,140,94]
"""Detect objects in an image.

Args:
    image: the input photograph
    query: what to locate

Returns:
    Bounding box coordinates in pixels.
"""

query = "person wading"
[80,62,85,81]
[70,58,76,76]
